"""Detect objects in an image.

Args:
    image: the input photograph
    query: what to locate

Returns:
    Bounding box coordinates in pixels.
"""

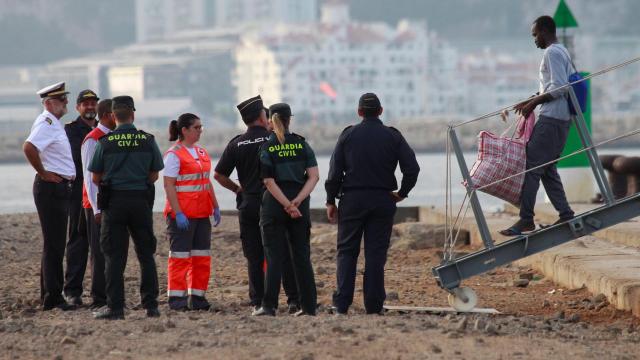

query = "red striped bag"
[467,113,535,206]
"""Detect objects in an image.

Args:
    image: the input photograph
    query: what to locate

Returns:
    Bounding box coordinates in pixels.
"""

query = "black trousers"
[332,190,396,314]
[519,116,575,221]
[64,179,88,298]
[33,175,72,307]
[85,208,107,304]
[238,193,298,307]
[100,191,158,311]
[260,190,316,314]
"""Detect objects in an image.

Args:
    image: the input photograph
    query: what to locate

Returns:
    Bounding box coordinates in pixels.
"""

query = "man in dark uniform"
[89,96,163,320]
[325,93,420,315]
[63,89,98,306]
[214,95,300,313]
[23,81,77,311]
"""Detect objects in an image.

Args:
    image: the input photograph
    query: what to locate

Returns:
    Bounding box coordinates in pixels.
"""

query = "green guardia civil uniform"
[89,122,164,312]
[258,132,318,314]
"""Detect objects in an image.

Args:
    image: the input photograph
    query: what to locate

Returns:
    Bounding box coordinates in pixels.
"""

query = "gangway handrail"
[451,56,640,128]
[435,55,640,311]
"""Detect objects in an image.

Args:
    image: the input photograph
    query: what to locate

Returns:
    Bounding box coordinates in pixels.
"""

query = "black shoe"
[93,307,125,320]
[65,296,83,306]
[89,301,107,310]
[294,309,316,317]
[66,296,83,306]
[43,301,77,311]
[499,219,536,236]
[328,305,347,316]
[168,296,189,311]
[146,308,160,318]
[287,303,300,314]
[251,307,276,316]
[188,295,211,311]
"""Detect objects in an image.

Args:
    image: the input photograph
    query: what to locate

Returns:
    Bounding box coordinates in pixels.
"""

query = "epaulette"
[138,129,154,138]
[341,125,354,133]
[291,132,305,140]
[387,126,401,133]
[44,117,53,125]
[230,134,242,142]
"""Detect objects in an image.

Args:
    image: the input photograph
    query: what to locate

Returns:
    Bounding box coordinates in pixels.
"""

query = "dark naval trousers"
[64,179,89,298]
[519,115,575,221]
[237,192,299,308]
[33,175,72,308]
[333,190,396,314]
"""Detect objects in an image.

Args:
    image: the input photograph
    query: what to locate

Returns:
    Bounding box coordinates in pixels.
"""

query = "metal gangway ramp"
[432,56,640,311]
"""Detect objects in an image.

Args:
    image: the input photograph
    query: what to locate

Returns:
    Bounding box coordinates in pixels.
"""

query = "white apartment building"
[135,0,207,43]
[459,50,539,116]
[215,0,317,28]
[234,1,429,125]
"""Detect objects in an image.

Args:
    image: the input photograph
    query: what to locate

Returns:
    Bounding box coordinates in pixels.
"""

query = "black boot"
[93,307,125,320]
[168,296,188,311]
[188,295,211,311]
[251,307,276,316]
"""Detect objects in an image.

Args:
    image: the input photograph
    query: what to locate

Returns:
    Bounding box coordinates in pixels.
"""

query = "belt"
[36,174,75,182]
[52,172,75,181]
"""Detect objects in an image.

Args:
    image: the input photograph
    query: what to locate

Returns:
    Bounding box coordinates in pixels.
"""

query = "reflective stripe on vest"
[177,173,202,181]
[163,142,214,218]
[175,183,212,193]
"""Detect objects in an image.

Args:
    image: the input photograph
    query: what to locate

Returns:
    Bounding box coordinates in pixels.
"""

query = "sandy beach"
[0,212,639,359]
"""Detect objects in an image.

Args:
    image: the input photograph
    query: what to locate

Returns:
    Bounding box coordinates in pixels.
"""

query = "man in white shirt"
[81,98,117,309]
[500,16,575,236]
[23,81,78,311]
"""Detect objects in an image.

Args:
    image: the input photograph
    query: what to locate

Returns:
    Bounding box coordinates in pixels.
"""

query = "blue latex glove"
[213,207,221,227]
[175,212,189,231]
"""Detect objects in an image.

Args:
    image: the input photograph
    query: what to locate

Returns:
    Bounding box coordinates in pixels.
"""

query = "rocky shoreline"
[0,212,639,359]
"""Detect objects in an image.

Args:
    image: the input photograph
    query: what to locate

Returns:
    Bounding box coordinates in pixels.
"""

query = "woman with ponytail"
[252,103,319,317]
[163,113,220,311]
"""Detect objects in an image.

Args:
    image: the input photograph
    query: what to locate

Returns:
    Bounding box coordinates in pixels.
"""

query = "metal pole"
[568,88,615,204]
[448,127,494,249]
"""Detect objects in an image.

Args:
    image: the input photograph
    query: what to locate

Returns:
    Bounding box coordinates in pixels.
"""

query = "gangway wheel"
[447,287,478,312]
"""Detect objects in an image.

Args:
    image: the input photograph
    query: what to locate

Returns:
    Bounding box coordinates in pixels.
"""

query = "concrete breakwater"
[3,115,639,163]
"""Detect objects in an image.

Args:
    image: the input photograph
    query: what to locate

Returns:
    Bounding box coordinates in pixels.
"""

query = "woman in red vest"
[163,113,220,311]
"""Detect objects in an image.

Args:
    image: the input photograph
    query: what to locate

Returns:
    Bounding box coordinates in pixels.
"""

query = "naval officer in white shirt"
[23,81,78,311]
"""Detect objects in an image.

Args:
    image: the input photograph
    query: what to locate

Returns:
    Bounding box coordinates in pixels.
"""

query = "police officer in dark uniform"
[325,93,420,315]
[63,89,99,306]
[253,103,319,317]
[23,82,77,311]
[214,95,300,313]
[89,96,163,320]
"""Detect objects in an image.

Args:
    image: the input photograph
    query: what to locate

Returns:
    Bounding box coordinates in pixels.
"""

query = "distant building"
[234,1,429,125]
[459,50,538,116]
[215,0,317,28]
[135,0,207,43]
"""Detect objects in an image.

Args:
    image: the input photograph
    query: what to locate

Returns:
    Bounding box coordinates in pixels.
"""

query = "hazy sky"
[0,0,638,65]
